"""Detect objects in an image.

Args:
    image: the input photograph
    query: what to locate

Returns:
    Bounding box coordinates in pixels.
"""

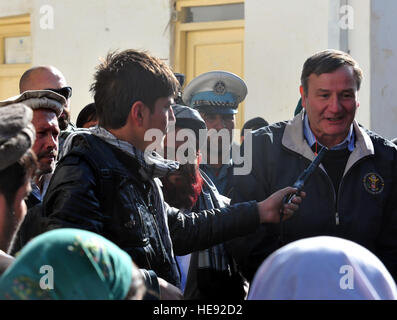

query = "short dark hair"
[301,49,363,95]
[76,103,97,128]
[90,49,179,129]
[0,150,36,208]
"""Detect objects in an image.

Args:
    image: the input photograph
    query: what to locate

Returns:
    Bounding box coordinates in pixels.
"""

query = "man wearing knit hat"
[162,104,247,300]
[0,104,36,272]
[0,90,65,209]
[19,66,76,156]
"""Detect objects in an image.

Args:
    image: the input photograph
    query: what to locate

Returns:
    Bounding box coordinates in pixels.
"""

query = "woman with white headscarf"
[248,236,397,300]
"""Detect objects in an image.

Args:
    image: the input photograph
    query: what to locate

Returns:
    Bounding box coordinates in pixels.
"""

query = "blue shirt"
[303,114,355,152]
[200,159,233,197]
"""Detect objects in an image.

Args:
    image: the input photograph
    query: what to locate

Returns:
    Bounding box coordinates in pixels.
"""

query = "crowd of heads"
[0,47,396,300]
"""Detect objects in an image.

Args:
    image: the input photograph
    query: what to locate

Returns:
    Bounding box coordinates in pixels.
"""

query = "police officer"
[183,71,247,198]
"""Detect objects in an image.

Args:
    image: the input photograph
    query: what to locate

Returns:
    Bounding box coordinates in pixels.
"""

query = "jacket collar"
[282,111,374,174]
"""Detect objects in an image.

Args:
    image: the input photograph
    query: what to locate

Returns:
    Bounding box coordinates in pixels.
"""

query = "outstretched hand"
[257,187,306,223]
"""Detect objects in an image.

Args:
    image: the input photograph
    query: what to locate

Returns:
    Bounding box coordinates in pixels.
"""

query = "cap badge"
[214,81,226,95]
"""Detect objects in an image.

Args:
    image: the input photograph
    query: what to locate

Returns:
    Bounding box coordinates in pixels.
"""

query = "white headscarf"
[247,236,397,300]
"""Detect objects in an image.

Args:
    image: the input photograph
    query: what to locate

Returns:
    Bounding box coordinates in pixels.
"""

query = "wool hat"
[0,90,66,117]
[0,103,35,170]
[172,104,207,135]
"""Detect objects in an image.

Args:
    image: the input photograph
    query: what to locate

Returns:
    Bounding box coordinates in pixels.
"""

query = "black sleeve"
[167,201,259,256]
[375,154,397,282]
[9,203,44,256]
[139,269,160,300]
[42,155,108,234]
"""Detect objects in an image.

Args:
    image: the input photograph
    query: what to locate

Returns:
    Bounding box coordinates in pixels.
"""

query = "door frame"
[173,0,244,75]
[0,14,31,98]
[0,14,30,65]
[173,0,245,131]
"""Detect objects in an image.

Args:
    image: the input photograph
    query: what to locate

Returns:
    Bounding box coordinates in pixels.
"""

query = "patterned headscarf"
[0,229,144,300]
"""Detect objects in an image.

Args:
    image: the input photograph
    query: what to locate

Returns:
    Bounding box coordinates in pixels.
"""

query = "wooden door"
[174,0,245,131]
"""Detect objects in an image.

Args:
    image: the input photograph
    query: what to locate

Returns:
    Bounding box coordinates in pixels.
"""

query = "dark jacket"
[227,113,397,282]
[42,133,259,287]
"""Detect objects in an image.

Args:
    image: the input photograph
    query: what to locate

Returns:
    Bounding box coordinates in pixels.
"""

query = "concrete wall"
[0,0,172,122]
[32,0,172,122]
[244,0,330,125]
[370,0,397,139]
[244,0,374,132]
[329,0,371,129]
[0,0,32,18]
[348,0,371,130]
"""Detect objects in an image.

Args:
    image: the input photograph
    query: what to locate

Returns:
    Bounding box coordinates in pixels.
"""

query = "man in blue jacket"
[227,49,397,283]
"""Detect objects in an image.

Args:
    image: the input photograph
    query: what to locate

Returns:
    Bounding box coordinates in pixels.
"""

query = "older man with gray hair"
[227,49,397,283]
[0,90,65,256]
[0,90,65,208]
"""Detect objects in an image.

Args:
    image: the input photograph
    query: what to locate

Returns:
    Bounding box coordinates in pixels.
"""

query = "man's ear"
[130,101,147,127]
[299,86,306,109]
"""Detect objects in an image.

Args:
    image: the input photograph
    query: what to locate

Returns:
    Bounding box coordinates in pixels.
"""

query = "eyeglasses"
[44,86,72,100]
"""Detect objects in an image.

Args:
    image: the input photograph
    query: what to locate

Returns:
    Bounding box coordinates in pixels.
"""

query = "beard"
[162,163,204,210]
[36,149,57,175]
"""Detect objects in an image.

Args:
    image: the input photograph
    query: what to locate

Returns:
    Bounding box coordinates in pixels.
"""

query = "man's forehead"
[32,108,59,123]
[307,66,357,90]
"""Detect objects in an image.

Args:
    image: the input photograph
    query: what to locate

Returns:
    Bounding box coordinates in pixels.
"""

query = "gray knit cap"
[172,104,207,133]
[0,103,36,170]
[0,90,65,117]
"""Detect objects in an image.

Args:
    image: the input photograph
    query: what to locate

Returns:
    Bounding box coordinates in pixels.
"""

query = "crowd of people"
[0,47,396,300]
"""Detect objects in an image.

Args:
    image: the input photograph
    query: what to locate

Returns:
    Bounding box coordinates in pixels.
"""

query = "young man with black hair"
[40,49,302,299]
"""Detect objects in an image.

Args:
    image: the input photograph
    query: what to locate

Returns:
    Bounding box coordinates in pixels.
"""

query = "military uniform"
[183,71,247,198]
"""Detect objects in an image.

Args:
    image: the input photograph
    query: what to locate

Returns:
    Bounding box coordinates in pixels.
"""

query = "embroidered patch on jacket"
[363,173,384,194]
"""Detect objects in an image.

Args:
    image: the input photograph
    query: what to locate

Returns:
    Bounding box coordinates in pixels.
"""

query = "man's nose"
[213,116,226,130]
[46,134,58,150]
[329,94,342,113]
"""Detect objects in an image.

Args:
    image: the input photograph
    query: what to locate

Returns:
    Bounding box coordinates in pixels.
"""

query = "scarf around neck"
[61,126,182,287]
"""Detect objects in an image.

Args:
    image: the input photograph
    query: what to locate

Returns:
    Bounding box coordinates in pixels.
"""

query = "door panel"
[185,26,245,131]
[0,64,29,99]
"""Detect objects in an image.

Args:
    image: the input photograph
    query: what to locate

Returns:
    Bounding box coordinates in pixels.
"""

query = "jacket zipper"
[147,189,167,263]
[319,169,338,225]
[334,156,371,226]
